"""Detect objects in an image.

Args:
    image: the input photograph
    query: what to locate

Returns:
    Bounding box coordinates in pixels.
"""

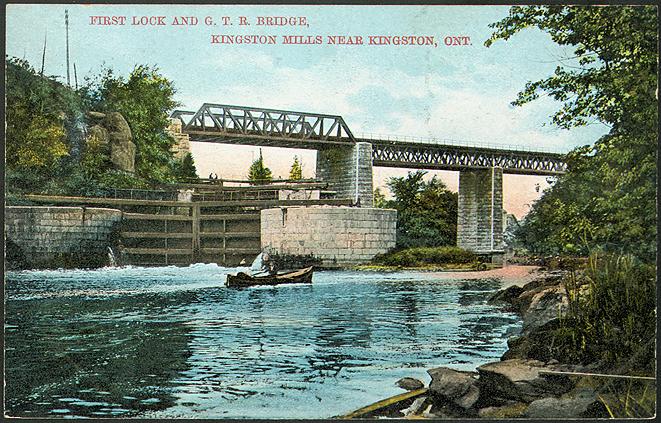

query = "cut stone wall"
[457,167,504,255]
[316,142,373,207]
[278,189,320,201]
[167,118,192,160]
[261,206,396,266]
[4,206,123,269]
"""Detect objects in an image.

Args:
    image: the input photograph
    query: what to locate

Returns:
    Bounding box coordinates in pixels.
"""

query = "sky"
[5,4,610,218]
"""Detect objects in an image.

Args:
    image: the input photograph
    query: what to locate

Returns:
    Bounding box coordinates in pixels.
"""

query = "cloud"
[177,51,606,154]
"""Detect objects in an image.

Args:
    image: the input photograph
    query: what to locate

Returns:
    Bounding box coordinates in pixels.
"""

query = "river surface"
[5,265,521,419]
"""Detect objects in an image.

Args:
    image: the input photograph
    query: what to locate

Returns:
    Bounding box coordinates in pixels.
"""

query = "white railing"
[357,132,565,154]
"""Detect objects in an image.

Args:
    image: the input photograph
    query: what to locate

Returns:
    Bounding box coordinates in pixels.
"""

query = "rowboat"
[226,266,314,288]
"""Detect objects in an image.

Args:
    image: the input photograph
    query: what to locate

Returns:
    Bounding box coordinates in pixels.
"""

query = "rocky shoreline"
[347,267,611,419]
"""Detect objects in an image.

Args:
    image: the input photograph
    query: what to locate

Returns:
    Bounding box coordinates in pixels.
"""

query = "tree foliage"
[487,6,657,261]
[289,155,303,180]
[5,57,81,182]
[383,170,458,248]
[174,153,198,181]
[247,149,273,184]
[5,57,191,197]
[82,65,180,183]
[373,187,387,208]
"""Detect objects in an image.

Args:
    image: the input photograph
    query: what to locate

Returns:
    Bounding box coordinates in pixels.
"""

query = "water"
[107,247,117,267]
[4,265,521,419]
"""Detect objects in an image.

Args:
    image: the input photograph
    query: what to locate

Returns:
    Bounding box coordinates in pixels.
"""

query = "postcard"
[4,3,656,420]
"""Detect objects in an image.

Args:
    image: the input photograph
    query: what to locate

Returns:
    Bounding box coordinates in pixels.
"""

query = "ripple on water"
[5,266,520,419]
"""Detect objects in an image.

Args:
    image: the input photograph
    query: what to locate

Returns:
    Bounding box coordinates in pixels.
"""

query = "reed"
[553,253,655,371]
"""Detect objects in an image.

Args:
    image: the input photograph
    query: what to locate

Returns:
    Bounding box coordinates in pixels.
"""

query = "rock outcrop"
[428,367,480,411]
[85,111,136,173]
[376,270,610,419]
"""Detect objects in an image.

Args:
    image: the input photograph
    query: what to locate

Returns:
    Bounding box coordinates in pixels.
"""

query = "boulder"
[520,270,565,291]
[477,359,573,404]
[428,367,480,410]
[85,125,110,154]
[110,141,136,173]
[502,319,565,362]
[87,111,107,120]
[521,285,568,334]
[103,112,136,173]
[524,387,606,418]
[488,285,524,306]
[396,377,425,391]
[104,111,132,137]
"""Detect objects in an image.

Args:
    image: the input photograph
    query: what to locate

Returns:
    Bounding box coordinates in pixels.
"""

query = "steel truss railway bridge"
[171,103,567,260]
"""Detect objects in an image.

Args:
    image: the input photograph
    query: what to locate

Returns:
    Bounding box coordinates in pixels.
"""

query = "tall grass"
[597,378,656,418]
[553,253,656,373]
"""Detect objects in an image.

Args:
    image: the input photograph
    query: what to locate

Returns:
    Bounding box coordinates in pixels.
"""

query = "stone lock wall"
[4,206,123,269]
[261,206,397,266]
[457,167,504,255]
[316,142,374,207]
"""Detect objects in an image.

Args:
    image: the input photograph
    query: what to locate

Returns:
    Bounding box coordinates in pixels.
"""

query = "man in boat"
[250,250,277,276]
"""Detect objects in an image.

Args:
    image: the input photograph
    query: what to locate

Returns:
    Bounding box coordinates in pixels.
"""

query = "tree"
[384,170,458,248]
[289,155,303,180]
[247,149,273,184]
[82,65,180,183]
[487,6,657,261]
[373,187,387,208]
[174,153,198,181]
[5,58,81,176]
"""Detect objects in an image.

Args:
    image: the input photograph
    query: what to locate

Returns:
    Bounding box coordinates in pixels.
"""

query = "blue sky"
[6,4,610,217]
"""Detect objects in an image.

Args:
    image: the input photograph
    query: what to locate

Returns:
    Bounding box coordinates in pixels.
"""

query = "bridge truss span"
[370,141,567,175]
[172,103,567,175]
[171,104,355,149]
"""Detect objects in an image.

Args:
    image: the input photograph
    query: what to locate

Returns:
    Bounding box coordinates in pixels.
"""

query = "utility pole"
[65,9,70,86]
[73,63,78,90]
[40,32,47,75]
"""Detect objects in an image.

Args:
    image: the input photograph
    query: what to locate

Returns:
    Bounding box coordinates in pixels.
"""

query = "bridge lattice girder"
[370,141,567,176]
[172,104,567,175]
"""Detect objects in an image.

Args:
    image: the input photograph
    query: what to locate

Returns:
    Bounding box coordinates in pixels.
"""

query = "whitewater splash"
[107,247,117,267]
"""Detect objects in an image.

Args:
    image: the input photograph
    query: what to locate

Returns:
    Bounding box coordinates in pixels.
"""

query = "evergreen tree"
[289,155,303,180]
[247,149,273,184]
[174,153,198,181]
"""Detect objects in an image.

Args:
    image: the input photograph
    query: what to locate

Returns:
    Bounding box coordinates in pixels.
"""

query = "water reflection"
[5,292,195,417]
[5,266,521,419]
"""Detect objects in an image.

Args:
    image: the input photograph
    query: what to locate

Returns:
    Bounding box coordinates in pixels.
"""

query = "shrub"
[372,246,477,267]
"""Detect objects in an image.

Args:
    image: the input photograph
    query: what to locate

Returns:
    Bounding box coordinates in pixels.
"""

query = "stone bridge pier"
[317,144,505,263]
[458,167,505,263]
[316,142,374,207]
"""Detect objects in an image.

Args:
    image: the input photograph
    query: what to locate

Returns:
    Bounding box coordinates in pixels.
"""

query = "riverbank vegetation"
[376,170,457,248]
[5,57,197,199]
[370,246,478,269]
[485,5,657,416]
[370,171,464,270]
